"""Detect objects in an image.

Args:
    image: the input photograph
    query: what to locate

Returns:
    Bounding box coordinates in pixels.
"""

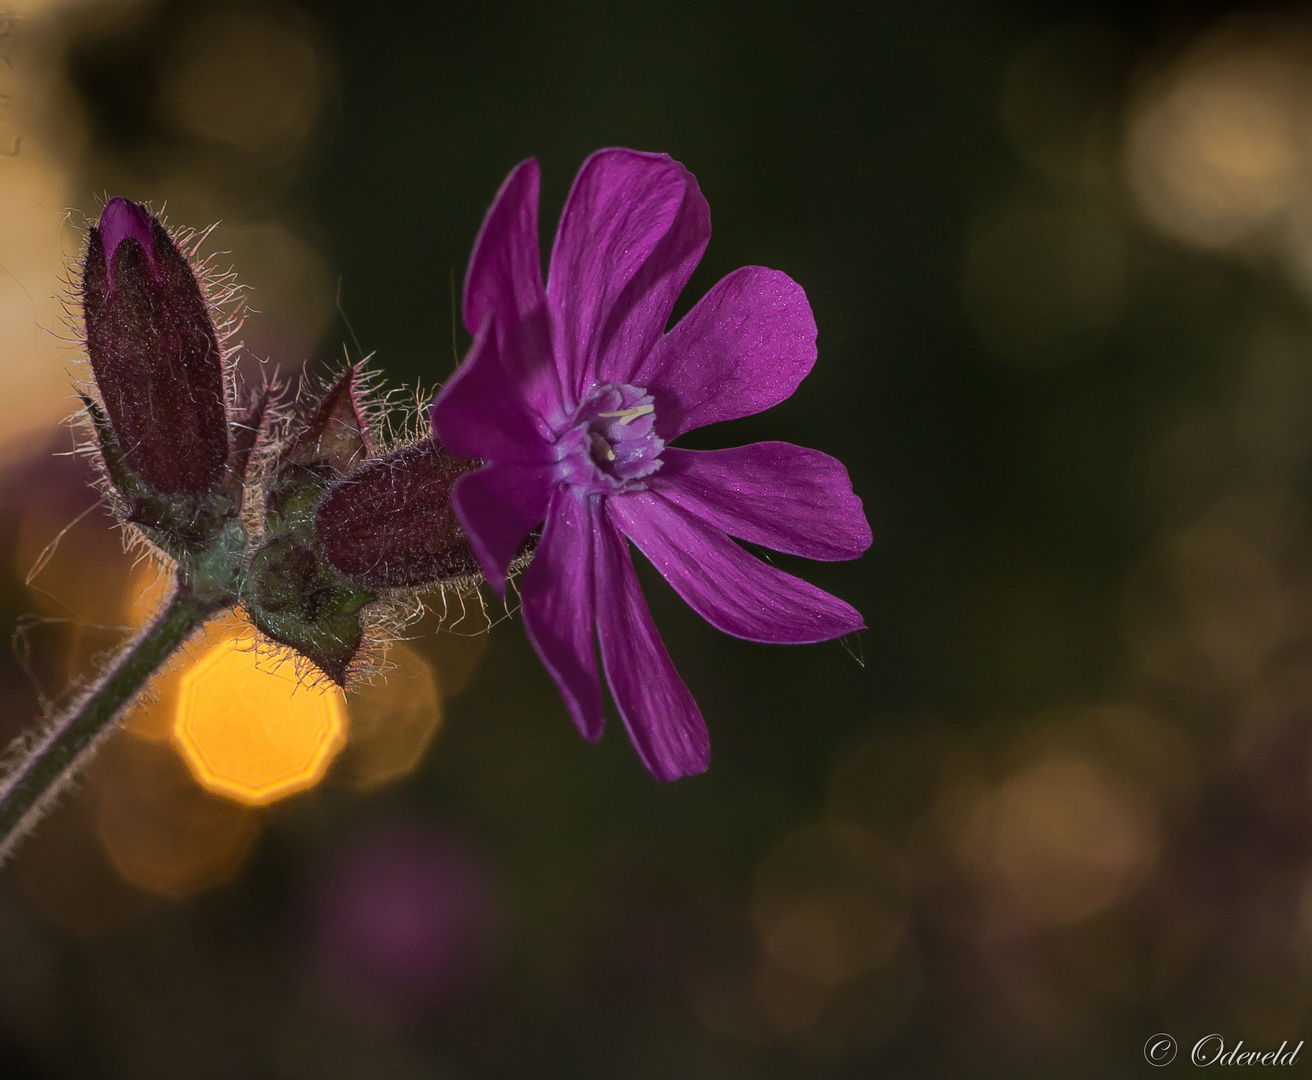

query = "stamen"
[596,403,655,426]
[557,383,663,492]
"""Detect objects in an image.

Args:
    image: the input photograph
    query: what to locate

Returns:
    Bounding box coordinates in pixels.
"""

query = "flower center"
[555,383,664,494]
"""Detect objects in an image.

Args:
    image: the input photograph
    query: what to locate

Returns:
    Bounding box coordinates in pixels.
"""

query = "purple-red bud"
[315,440,483,590]
[82,199,229,499]
[98,198,157,283]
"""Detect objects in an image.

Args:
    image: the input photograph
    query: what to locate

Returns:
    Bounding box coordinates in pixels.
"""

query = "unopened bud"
[315,439,484,590]
[82,198,229,500]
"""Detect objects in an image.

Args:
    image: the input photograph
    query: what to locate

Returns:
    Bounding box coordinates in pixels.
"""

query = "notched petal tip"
[547,147,711,395]
[611,493,865,645]
[657,443,873,563]
[636,267,817,439]
[592,519,710,781]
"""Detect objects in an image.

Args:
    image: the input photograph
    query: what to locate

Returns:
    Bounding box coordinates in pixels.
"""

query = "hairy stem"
[0,584,223,865]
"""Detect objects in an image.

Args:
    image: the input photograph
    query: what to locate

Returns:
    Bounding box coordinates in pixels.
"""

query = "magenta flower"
[431,149,871,780]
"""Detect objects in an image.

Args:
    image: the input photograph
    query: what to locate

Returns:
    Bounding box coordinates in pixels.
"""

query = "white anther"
[596,403,654,426]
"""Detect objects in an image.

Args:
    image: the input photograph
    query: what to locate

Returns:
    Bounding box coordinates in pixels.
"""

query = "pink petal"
[547,148,710,399]
[656,443,872,561]
[431,319,555,464]
[609,493,865,644]
[460,159,565,422]
[98,198,157,279]
[593,515,709,780]
[521,490,605,743]
[464,159,544,334]
[632,266,816,439]
[451,461,554,594]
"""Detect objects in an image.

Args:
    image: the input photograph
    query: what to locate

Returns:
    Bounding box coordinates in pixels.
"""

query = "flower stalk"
[0,148,871,860]
[0,581,227,863]
[0,199,487,865]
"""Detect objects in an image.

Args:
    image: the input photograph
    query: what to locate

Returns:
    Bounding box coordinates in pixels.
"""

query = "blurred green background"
[3,0,1312,1075]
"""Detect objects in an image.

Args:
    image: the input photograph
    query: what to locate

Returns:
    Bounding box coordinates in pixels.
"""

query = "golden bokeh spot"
[173,627,347,806]
[15,501,141,685]
[424,625,489,700]
[751,823,910,991]
[962,196,1125,366]
[753,961,830,1036]
[118,559,188,742]
[1123,19,1312,251]
[335,641,442,791]
[120,556,172,628]
[159,5,325,156]
[123,603,249,743]
[0,103,82,453]
[13,774,154,937]
[14,504,122,625]
[94,735,260,901]
[964,751,1160,925]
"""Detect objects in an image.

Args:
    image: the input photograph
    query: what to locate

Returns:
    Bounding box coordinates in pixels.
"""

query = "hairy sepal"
[82,394,241,561]
[243,458,377,687]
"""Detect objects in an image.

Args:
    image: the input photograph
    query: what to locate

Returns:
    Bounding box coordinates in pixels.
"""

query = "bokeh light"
[960,750,1160,925]
[1122,13,1312,310]
[962,194,1126,364]
[157,3,326,159]
[334,641,441,791]
[173,621,348,806]
[93,732,261,900]
[6,1,1312,1076]
[416,619,488,701]
[1127,491,1299,697]
[751,823,909,988]
[999,22,1127,185]
[13,476,135,685]
[11,767,155,937]
[739,822,917,1052]
[0,45,79,454]
[309,819,502,1023]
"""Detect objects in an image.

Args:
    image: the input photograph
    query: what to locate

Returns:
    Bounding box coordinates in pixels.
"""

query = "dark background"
[2,0,1311,1076]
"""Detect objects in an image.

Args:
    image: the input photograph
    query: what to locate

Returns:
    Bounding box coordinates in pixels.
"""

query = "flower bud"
[240,367,380,685]
[315,439,484,591]
[82,198,229,500]
[244,372,488,684]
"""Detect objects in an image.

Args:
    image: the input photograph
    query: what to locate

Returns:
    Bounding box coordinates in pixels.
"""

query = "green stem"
[0,584,223,864]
